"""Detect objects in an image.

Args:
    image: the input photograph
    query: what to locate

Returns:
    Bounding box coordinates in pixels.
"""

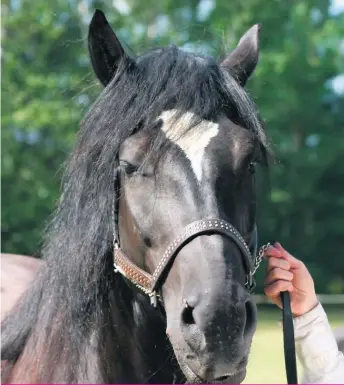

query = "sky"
[330,0,344,14]
[331,0,344,94]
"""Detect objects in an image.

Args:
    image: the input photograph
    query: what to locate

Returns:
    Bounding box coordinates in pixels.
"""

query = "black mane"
[1,45,269,381]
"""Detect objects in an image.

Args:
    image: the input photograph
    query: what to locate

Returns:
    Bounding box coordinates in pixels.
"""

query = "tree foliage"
[2,0,343,293]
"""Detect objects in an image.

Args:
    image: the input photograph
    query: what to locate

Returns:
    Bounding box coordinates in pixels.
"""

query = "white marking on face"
[159,110,219,181]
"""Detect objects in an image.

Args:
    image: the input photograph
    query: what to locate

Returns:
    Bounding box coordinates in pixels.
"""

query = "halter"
[114,219,262,307]
[112,169,297,384]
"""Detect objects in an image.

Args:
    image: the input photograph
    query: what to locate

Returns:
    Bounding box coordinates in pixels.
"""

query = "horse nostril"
[181,302,195,325]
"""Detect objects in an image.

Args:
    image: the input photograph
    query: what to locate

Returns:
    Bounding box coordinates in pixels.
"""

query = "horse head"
[88,10,269,383]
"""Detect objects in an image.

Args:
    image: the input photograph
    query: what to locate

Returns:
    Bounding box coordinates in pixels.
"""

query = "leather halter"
[114,218,259,306]
[112,169,297,384]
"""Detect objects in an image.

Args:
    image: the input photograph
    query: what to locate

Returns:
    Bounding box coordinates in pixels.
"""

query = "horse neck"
[2,261,183,383]
[105,275,183,383]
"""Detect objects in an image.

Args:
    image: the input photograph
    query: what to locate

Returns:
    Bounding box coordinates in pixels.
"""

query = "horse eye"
[119,160,137,175]
[249,162,256,174]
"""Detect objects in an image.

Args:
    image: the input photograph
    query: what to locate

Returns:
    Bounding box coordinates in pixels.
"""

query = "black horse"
[1,10,271,384]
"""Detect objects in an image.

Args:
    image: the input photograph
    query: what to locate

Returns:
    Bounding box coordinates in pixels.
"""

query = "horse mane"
[1,45,269,382]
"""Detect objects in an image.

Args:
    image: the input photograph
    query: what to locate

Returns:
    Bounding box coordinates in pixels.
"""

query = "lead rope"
[281,291,298,384]
[257,243,298,385]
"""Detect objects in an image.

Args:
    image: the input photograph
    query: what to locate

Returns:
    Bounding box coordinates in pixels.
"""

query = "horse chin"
[177,361,203,384]
[211,371,246,384]
[175,352,247,384]
[180,365,246,384]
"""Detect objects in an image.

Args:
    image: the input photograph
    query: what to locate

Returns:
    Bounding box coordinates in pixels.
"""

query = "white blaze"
[159,110,219,181]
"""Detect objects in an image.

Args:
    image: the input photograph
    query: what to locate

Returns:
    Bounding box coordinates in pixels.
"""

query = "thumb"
[274,242,302,269]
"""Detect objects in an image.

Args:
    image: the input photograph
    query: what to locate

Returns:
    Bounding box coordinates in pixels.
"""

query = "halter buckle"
[245,272,256,293]
[113,262,126,277]
[149,291,158,307]
[248,273,253,287]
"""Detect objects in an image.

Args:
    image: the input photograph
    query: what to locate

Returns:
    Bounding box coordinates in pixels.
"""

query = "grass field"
[243,304,344,384]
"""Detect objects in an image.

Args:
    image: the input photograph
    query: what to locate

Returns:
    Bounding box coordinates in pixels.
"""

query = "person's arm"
[264,242,344,384]
[293,302,344,384]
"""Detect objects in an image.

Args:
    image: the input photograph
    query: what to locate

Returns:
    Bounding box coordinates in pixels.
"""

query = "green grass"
[243,305,344,384]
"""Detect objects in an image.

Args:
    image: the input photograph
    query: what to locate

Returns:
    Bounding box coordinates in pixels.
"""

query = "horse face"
[118,112,261,382]
[88,11,266,383]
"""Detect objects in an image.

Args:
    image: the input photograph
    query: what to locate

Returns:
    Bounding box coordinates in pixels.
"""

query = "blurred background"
[1,0,344,382]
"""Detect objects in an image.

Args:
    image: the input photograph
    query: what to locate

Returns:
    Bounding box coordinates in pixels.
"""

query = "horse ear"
[220,24,260,86]
[88,9,126,86]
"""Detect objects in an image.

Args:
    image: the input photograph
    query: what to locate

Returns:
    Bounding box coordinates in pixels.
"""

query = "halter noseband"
[114,219,262,306]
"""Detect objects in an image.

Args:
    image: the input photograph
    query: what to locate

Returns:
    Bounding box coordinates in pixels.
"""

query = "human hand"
[264,242,318,317]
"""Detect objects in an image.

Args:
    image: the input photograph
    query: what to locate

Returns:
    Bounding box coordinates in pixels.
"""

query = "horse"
[0,254,42,322]
[2,254,344,383]
[1,9,272,383]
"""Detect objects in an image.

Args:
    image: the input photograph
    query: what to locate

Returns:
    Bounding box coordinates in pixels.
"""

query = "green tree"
[2,0,343,293]
[2,0,100,254]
